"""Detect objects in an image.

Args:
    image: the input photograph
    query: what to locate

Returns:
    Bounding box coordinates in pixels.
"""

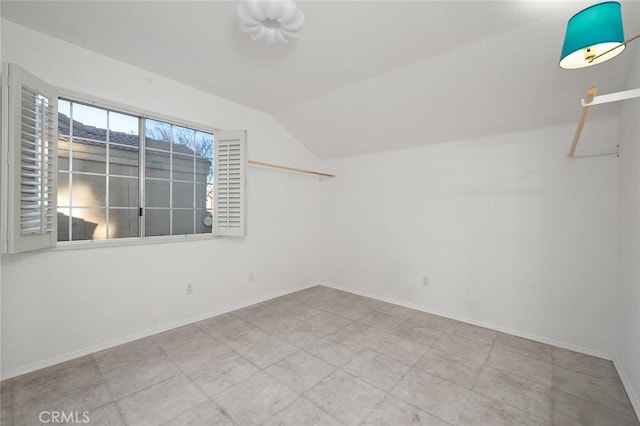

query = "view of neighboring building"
[57,102,213,242]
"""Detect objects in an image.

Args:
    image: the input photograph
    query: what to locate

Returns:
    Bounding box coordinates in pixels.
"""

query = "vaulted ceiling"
[2,1,639,157]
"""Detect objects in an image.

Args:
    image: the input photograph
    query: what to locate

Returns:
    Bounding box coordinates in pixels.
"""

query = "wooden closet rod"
[568,86,597,157]
[248,160,335,178]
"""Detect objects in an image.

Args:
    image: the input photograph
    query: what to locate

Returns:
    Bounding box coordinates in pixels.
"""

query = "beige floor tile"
[552,347,621,383]
[246,310,306,334]
[93,337,161,373]
[552,365,633,416]
[116,374,206,426]
[550,388,639,426]
[274,321,331,348]
[1,379,13,408]
[406,312,460,333]
[458,393,549,426]
[343,348,410,391]
[329,301,379,320]
[81,403,126,426]
[102,353,180,399]
[161,400,232,426]
[13,375,111,426]
[6,288,637,426]
[164,336,231,372]
[214,319,270,350]
[306,369,386,425]
[194,312,237,335]
[232,304,274,323]
[357,311,405,333]
[236,335,299,369]
[394,320,443,346]
[187,351,259,397]
[494,333,553,363]
[449,321,497,345]
[1,403,13,426]
[353,327,429,365]
[391,367,471,424]
[305,333,362,367]
[474,366,552,421]
[151,324,209,351]
[13,356,100,404]
[286,288,327,304]
[213,371,298,424]
[269,299,325,321]
[375,303,418,320]
[265,351,336,392]
[413,347,482,389]
[263,397,343,426]
[361,395,448,426]
[303,311,352,334]
[487,347,552,386]
[432,333,492,365]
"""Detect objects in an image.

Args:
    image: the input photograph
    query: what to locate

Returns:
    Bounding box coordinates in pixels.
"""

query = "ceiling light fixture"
[559,1,639,69]
[237,0,305,44]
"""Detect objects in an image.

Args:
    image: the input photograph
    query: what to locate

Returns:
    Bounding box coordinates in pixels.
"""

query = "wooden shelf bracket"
[569,86,640,157]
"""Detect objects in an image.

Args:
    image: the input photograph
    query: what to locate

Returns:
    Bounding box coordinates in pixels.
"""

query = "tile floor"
[1,285,638,425]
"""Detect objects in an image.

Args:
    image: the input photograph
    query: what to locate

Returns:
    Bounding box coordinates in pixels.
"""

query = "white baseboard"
[614,359,640,421]
[1,282,317,380]
[323,283,614,361]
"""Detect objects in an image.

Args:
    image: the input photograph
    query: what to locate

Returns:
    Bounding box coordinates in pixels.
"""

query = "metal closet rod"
[248,160,335,178]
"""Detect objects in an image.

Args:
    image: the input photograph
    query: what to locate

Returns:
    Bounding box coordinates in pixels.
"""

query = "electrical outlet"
[186,283,194,295]
[422,276,429,287]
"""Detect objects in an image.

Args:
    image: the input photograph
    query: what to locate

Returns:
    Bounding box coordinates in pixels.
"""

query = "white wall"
[320,119,619,357]
[616,44,640,414]
[0,20,323,378]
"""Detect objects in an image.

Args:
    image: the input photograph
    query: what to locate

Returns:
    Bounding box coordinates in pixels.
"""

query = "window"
[57,100,215,242]
[1,63,246,253]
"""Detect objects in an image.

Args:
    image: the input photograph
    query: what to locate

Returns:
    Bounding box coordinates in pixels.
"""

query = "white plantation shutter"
[2,64,58,253]
[214,130,246,236]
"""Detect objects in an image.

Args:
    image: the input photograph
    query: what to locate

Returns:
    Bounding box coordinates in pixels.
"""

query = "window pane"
[57,209,71,242]
[72,174,106,207]
[206,184,213,210]
[173,125,195,154]
[72,140,106,174]
[109,177,138,208]
[109,111,139,177]
[145,209,169,237]
[109,209,139,239]
[58,99,71,136]
[172,154,194,181]
[195,184,207,209]
[196,209,213,234]
[146,150,170,179]
[70,208,106,241]
[173,182,194,208]
[145,179,170,208]
[58,139,70,172]
[73,103,107,142]
[110,145,139,177]
[145,119,170,150]
[196,156,213,186]
[172,209,194,235]
[195,131,213,159]
[109,111,138,137]
[57,172,69,206]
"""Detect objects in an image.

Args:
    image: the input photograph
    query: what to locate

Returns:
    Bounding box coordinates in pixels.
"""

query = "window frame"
[55,88,220,250]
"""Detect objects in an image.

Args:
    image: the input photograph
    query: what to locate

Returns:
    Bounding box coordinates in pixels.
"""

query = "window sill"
[53,233,219,251]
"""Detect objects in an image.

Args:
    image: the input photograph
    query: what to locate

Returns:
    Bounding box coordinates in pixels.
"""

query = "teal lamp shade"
[560,1,625,69]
